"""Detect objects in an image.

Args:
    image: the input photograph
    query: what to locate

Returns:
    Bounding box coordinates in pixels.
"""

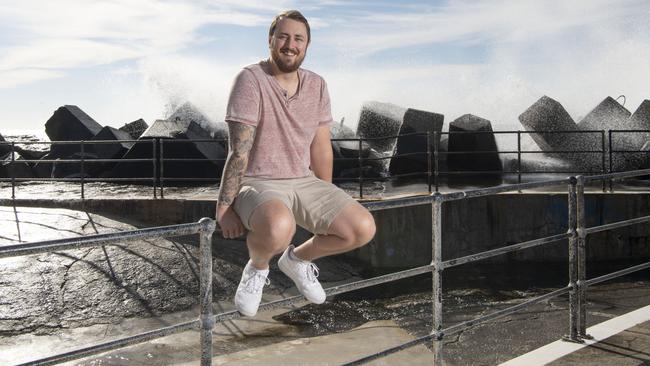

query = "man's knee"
[249,201,296,253]
[351,212,375,248]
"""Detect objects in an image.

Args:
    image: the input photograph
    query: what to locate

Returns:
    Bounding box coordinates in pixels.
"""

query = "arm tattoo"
[218,123,256,206]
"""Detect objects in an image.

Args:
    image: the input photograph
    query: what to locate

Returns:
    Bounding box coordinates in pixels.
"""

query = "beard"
[271,47,306,73]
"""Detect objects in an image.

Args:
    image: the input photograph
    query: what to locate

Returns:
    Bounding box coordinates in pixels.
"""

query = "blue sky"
[1,0,650,133]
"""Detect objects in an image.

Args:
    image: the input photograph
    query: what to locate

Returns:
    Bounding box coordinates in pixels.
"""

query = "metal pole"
[11,141,15,199]
[434,132,440,193]
[80,141,85,200]
[199,218,216,366]
[517,131,522,185]
[600,131,606,192]
[432,195,443,365]
[564,177,580,342]
[152,139,157,199]
[427,132,432,193]
[160,139,165,199]
[608,131,613,192]
[575,176,590,339]
[358,138,363,199]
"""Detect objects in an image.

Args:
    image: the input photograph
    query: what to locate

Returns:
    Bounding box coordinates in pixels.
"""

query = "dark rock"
[332,140,385,181]
[356,101,406,153]
[0,152,35,178]
[90,126,134,158]
[14,147,48,162]
[45,105,103,142]
[448,114,502,185]
[119,119,148,139]
[51,152,98,178]
[84,126,135,176]
[111,119,226,184]
[0,133,11,157]
[610,100,650,171]
[389,108,444,180]
[211,122,229,151]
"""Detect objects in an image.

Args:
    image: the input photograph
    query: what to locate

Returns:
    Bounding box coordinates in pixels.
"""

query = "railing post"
[427,131,432,193]
[160,138,165,199]
[80,141,85,200]
[600,131,606,192]
[432,194,443,365]
[198,218,216,366]
[575,176,591,339]
[434,132,440,193]
[608,131,613,192]
[564,177,581,343]
[358,138,364,199]
[152,139,158,199]
[10,141,15,199]
[517,131,522,185]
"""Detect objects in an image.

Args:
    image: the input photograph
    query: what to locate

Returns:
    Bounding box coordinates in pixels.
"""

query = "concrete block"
[332,140,385,181]
[356,101,406,153]
[0,152,34,178]
[45,105,102,142]
[111,119,226,184]
[448,114,502,185]
[119,118,148,139]
[389,108,444,180]
[519,96,601,171]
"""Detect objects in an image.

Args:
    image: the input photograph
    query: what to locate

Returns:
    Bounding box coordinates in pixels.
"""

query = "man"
[217,10,376,317]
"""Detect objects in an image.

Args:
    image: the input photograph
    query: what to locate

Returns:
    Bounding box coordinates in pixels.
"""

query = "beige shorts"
[233,174,356,235]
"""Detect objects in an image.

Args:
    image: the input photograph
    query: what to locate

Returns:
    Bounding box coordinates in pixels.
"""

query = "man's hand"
[217,204,245,239]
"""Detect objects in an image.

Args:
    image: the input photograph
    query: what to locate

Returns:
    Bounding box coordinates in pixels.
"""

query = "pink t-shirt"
[225,61,334,178]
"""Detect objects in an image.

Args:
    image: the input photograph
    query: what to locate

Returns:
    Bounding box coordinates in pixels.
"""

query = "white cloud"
[0,68,64,88]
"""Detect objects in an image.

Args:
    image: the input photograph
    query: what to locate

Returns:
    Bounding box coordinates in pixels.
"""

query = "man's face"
[269,17,309,73]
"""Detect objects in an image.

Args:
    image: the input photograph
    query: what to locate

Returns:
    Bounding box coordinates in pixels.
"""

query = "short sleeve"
[225,69,261,126]
[318,79,335,126]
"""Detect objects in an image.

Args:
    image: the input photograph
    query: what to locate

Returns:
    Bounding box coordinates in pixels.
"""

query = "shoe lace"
[244,271,270,294]
[306,263,320,283]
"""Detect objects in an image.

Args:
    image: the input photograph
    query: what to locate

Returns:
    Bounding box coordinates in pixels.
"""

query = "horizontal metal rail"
[581,168,650,182]
[584,262,650,286]
[17,320,199,366]
[442,232,570,269]
[584,214,650,235]
[0,222,202,258]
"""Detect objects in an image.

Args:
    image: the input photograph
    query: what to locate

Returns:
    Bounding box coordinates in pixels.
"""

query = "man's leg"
[234,199,295,316]
[247,199,296,269]
[292,201,375,261]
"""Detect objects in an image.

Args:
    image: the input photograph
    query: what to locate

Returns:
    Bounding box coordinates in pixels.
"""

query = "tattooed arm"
[216,122,256,238]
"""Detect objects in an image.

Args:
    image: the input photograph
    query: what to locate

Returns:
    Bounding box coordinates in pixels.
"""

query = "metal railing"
[4,129,650,199]
[1,170,649,364]
[0,218,217,366]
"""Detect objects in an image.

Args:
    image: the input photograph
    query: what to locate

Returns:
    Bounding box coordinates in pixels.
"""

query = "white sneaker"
[234,260,270,317]
[278,245,326,304]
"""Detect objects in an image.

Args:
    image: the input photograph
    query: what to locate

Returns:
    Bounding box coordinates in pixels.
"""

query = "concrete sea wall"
[4,193,650,270]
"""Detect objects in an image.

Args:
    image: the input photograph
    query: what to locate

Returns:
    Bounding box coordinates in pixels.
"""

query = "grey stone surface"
[168,102,213,127]
[0,206,240,336]
[356,101,406,153]
[87,126,134,176]
[119,118,148,140]
[519,96,601,171]
[577,96,631,131]
[45,105,103,142]
[0,133,10,157]
[389,108,444,180]
[332,139,386,181]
